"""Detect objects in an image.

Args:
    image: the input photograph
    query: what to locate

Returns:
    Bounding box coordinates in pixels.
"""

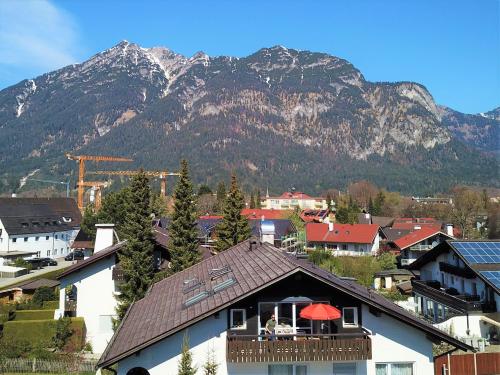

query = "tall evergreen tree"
[216,174,251,251]
[249,192,256,209]
[373,191,385,216]
[169,160,200,274]
[368,197,375,215]
[80,204,98,241]
[256,190,262,209]
[115,171,155,322]
[215,181,226,213]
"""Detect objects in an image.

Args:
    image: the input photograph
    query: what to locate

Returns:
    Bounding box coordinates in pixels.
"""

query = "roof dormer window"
[62,217,72,223]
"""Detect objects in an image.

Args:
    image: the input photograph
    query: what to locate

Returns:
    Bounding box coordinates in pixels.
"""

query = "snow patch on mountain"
[15,80,37,117]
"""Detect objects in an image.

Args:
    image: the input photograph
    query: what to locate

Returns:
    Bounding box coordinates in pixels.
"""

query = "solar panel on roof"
[479,271,500,289]
[452,241,500,264]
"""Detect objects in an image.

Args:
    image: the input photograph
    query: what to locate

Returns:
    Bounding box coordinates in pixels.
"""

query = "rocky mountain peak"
[0,42,497,195]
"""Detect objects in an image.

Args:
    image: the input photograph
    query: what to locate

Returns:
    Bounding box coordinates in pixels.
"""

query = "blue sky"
[0,0,498,113]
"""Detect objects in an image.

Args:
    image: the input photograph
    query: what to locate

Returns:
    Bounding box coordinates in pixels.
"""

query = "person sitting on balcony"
[265,314,277,340]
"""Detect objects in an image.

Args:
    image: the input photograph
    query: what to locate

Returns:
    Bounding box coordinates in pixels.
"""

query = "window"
[55,235,58,240]
[47,250,51,256]
[451,276,455,284]
[46,236,49,240]
[472,282,477,295]
[35,236,39,241]
[375,363,414,375]
[54,249,57,255]
[12,238,17,243]
[268,365,307,375]
[342,307,358,327]
[230,309,247,330]
[333,363,356,374]
[24,237,28,242]
[341,244,348,250]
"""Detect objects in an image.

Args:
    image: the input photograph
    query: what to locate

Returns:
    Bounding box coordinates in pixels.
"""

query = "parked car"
[38,257,58,266]
[25,258,44,270]
[65,251,84,261]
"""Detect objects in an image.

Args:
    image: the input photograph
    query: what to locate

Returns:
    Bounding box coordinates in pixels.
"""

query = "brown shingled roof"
[98,239,471,368]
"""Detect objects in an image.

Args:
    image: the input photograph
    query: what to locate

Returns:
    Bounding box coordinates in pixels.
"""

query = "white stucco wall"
[56,256,117,354]
[117,311,229,375]
[0,218,77,259]
[362,305,434,375]
[115,304,437,375]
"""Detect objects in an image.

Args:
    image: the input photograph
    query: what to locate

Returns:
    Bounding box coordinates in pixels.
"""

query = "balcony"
[412,280,483,312]
[226,334,372,363]
[409,244,433,252]
[439,262,476,279]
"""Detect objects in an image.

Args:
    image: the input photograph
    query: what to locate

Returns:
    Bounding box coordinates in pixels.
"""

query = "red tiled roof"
[393,227,450,250]
[241,209,291,220]
[392,218,441,231]
[306,223,380,244]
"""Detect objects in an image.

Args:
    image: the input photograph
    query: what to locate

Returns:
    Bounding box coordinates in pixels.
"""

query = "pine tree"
[202,348,219,375]
[256,190,262,209]
[115,171,155,322]
[216,174,251,251]
[249,192,256,209]
[80,203,98,241]
[373,191,385,216]
[178,333,197,375]
[169,160,200,274]
[215,181,226,213]
[368,197,375,215]
[97,188,130,239]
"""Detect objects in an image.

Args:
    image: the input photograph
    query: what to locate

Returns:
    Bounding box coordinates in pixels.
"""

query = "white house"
[55,224,124,354]
[97,239,470,375]
[389,227,454,266]
[407,240,500,349]
[262,191,328,211]
[0,197,81,260]
[305,222,380,256]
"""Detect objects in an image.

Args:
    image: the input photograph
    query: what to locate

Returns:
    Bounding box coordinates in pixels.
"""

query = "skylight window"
[184,291,210,307]
[213,278,237,293]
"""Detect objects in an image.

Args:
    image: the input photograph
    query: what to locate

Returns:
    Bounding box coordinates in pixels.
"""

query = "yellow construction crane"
[86,170,181,196]
[65,153,133,210]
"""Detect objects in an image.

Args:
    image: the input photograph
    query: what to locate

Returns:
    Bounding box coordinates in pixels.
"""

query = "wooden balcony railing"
[227,334,371,363]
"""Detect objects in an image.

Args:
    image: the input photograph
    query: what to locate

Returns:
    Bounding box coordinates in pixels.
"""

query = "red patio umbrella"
[299,303,341,320]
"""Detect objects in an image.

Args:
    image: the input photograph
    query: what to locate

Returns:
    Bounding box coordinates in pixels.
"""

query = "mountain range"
[0,41,498,195]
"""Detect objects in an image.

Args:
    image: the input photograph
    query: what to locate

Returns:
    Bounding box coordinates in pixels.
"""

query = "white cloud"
[0,0,83,74]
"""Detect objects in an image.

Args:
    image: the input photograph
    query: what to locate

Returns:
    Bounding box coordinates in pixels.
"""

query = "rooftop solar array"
[479,271,500,290]
[452,241,500,264]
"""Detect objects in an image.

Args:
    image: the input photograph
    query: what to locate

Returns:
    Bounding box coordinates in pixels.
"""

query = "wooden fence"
[0,358,97,374]
[435,352,500,375]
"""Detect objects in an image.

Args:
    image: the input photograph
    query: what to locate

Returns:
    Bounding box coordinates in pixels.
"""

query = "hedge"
[2,318,86,351]
[43,301,59,310]
[13,309,55,321]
